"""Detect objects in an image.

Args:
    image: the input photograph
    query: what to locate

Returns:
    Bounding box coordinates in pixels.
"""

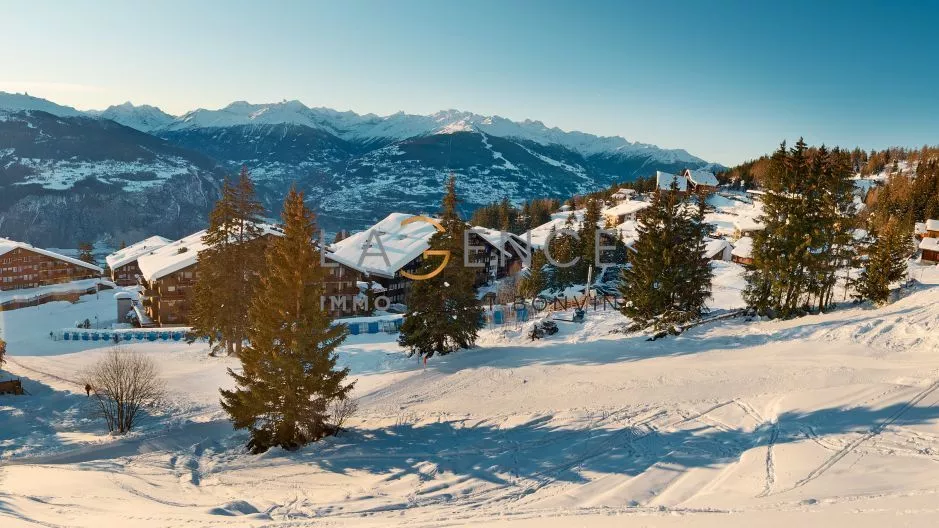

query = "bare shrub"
[329,397,359,434]
[496,276,519,304]
[82,347,165,434]
[0,338,6,370]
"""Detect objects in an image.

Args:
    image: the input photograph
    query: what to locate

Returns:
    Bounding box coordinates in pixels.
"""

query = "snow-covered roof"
[137,230,207,282]
[919,237,939,252]
[327,213,439,278]
[686,169,719,187]
[732,237,754,259]
[602,200,651,219]
[926,219,939,232]
[105,235,172,270]
[0,237,103,273]
[469,226,521,257]
[915,222,927,235]
[703,238,731,259]
[734,217,765,233]
[656,171,687,192]
[137,225,280,281]
[522,211,585,249]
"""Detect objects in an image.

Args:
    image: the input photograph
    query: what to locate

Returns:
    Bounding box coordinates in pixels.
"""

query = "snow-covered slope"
[4,264,939,526]
[88,102,176,132]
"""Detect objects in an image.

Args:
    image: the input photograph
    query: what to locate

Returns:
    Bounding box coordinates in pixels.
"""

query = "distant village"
[2,166,938,328]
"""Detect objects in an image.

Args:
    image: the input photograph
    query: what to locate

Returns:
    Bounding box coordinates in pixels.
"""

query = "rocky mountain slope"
[0,93,722,245]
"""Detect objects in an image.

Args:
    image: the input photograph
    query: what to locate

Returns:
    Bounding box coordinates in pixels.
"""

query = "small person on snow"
[85,383,92,397]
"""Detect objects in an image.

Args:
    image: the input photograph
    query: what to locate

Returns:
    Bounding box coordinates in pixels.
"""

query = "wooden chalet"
[104,236,171,286]
[466,227,530,287]
[0,238,102,291]
[327,213,530,306]
[327,213,440,306]
[137,227,284,326]
[703,238,733,262]
[656,170,688,195]
[925,219,939,239]
[601,200,651,226]
[920,237,939,264]
[731,236,754,266]
[683,169,719,194]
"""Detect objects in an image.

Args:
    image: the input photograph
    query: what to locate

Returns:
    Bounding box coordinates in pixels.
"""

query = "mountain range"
[0,92,722,247]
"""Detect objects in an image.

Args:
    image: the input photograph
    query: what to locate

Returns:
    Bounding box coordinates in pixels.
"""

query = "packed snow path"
[3,266,939,526]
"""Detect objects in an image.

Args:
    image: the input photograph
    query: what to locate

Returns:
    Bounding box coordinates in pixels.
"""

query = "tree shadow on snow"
[289,399,939,491]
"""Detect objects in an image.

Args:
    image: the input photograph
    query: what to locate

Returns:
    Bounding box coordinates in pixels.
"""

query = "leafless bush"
[0,338,6,370]
[82,347,165,434]
[329,397,358,434]
[496,276,520,304]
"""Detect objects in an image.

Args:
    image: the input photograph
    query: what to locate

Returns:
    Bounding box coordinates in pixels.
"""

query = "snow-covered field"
[0,263,939,527]
[3,261,939,527]
[1,193,936,527]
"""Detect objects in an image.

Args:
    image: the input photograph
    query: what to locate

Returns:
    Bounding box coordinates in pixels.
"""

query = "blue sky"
[2,0,936,165]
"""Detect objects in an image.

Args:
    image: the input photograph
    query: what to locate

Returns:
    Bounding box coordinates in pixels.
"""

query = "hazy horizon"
[4,0,938,165]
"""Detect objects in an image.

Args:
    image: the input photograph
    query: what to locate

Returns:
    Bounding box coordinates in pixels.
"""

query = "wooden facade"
[141,250,363,326]
[141,265,197,326]
[111,261,143,286]
[467,231,526,288]
[0,246,101,291]
[321,260,367,316]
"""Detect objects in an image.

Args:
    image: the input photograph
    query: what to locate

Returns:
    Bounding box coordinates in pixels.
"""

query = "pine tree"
[549,213,582,289]
[519,250,549,298]
[578,198,602,280]
[744,140,857,316]
[398,175,483,360]
[619,185,712,333]
[220,188,353,454]
[77,242,95,265]
[856,218,913,305]
[190,168,267,355]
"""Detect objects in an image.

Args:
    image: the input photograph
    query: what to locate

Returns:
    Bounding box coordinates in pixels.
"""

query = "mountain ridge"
[0,92,723,245]
[0,92,709,164]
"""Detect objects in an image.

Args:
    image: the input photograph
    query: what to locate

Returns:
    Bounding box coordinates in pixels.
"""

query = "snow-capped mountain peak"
[160,101,705,163]
[88,102,176,133]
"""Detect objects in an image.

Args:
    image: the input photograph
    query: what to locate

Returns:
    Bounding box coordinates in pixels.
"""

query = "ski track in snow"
[4,266,939,526]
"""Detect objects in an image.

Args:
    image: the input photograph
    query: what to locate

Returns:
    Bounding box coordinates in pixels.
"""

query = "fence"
[52,316,406,343]
[345,318,404,335]
[482,294,623,327]
[53,328,188,343]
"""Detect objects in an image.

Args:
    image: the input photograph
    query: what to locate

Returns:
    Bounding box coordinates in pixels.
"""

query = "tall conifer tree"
[191,167,266,355]
[619,185,712,333]
[221,188,353,453]
[856,218,913,305]
[398,175,483,359]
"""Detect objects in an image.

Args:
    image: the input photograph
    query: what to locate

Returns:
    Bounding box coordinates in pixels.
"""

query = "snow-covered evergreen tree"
[619,186,713,333]
[397,175,483,360]
[856,218,913,305]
